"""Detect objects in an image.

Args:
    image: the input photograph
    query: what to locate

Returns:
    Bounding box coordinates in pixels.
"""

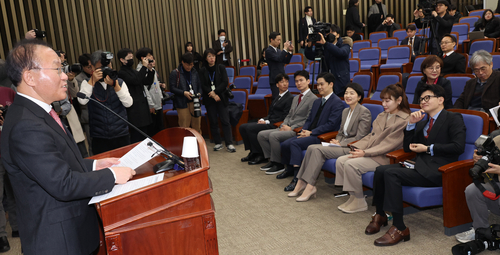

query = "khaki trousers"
[335,155,380,196]
[297,144,349,186]
[177,102,202,135]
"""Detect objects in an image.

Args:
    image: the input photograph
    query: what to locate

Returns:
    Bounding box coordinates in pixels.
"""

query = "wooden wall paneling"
[26,0,36,32]
[10,0,21,42]
[43,0,56,48]
[244,0,251,63]
[0,0,12,58]
[52,0,65,54]
[60,0,74,64]
[167,0,178,73]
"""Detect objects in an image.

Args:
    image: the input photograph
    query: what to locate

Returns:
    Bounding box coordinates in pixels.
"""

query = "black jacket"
[412,76,454,109]
[345,6,364,34]
[401,36,422,55]
[265,46,292,84]
[298,16,317,47]
[473,17,500,39]
[199,64,229,106]
[265,91,294,124]
[430,13,454,42]
[213,39,233,66]
[118,65,152,127]
[440,52,466,76]
[403,110,466,185]
[375,23,401,37]
[169,65,202,109]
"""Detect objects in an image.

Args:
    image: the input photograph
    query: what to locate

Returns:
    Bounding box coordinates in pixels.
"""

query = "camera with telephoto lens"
[0,105,8,119]
[192,93,202,118]
[225,84,236,99]
[33,29,46,39]
[469,135,500,180]
[308,22,332,43]
[452,225,500,255]
[418,0,437,21]
[64,63,83,74]
[99,52,118,83]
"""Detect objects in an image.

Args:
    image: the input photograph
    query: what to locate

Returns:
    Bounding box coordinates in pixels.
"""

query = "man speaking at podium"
[0,39,136,255]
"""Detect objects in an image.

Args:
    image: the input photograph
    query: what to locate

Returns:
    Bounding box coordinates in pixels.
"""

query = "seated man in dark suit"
[266,32,293,100]
[366,84,466,246]
[345,25,362,42]
[440,34,466,75]
[400,24,421,62]
[240,73,294,165]
[454,50,500,113]
[280,72,345,191]
[375,14,401,37]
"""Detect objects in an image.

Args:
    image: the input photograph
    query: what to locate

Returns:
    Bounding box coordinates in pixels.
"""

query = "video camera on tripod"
[418,0,437,22]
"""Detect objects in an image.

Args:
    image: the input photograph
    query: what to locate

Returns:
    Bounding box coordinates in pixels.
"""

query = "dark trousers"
[239,122,274,153]
[92,135,130,155]
[206,102,233,145]
[130,126,149,144]
[148,109,164,137]
[372,164,441,214]
[280,136,321,166]
[270,83,279,101]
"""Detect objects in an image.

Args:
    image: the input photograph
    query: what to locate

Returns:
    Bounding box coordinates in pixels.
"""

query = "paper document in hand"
[89,173,164,204]
[114,138,164,169]
[321,142,340,147]
[490,105,500,127]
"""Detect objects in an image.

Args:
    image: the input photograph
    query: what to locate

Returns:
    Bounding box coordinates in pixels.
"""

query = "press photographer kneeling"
[453,130,500,254]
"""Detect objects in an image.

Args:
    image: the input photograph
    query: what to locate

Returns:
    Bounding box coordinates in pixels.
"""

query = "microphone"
[76,92,185,170]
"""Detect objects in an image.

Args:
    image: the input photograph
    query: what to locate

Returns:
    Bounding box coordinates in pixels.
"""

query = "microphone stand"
[76,92,185,170]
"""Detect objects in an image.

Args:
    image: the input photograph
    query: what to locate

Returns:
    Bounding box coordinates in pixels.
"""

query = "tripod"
[417,16,442,56]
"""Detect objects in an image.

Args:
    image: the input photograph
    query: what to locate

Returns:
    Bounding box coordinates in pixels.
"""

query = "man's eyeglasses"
[31,67,64,75]
[419,95,438,103]
[473,66,489,74]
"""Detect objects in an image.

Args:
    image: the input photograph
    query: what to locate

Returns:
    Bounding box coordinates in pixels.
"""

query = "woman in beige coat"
[289,83,371,201]
[335,83,411,213]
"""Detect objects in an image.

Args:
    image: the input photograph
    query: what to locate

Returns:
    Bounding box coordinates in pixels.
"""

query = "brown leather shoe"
[365,214,388,235]
[374,226,410,246]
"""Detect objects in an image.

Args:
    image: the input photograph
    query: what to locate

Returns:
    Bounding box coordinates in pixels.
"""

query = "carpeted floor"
[207,141,499,255]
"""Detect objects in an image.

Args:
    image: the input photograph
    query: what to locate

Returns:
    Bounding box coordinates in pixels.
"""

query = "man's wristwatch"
[426,146,431,154]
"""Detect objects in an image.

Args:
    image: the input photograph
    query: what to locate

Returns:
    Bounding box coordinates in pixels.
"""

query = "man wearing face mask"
[117,48,153,143]
[213,29,233,66]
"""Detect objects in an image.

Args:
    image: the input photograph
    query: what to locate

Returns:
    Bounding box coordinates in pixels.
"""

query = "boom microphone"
[76,92,185,170]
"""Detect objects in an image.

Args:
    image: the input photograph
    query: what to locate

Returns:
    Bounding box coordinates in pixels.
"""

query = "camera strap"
[473,174,500,200]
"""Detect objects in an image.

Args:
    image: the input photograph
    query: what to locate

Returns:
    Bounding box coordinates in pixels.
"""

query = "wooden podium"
[88,127,218,255]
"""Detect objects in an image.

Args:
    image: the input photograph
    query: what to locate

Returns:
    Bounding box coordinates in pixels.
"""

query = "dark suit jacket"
[454,70,500,113]
[265,46,292,84]
[302,93,345,136]
[440,52,466,75]
[412,77,454,109]
[400,36,422,55]
[403,109,466,185]
[213,39,233,66]
[169,65,202,109]
[322,40,351,96]
[350,34,362,41]
[0,95,115,255]
[265,91,294,124]
[375,23,401,37]
[298,16,317,47]
[199,64,229,106]
[345,6,364,34]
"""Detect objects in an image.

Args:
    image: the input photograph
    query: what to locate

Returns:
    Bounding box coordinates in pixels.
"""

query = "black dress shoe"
[265,164,285,175]
[284,177,298,191]
[241,152,255,162]
[11,231,19,238]
[248,155,268,165]
[0,236,10,252]
[276,168,294,179]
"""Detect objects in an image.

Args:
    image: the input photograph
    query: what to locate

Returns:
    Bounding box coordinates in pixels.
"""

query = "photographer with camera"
[455,132,500,244]
[304,24,351,96]
[117,48,153,144]
[199,48,236,153]
[169,53,202,135]
[428,1,454,55]
[136,47,165,137]
[266,32,293,100]
[78,50,133,155]
[375,14,401,37]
